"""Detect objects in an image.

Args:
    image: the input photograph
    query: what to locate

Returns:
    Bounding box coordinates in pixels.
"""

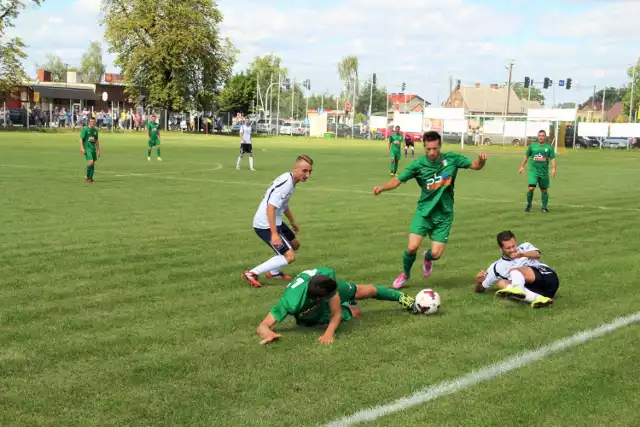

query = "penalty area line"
[323,311,640,427]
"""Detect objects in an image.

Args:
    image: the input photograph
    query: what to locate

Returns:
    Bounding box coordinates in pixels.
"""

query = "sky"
[8,0,640,107]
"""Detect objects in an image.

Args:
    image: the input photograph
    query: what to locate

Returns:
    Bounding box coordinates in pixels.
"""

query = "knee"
[291,240,300,251]
[430,248,444,260]
[88,160,95,166]
[284,251,296,263]
[407,245,420,254]
[528,187,535,192]
[541,189,548,194]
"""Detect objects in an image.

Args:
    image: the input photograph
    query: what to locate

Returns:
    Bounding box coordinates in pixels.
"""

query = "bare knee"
[284,250,296,263]
[290,240,300,251]
[541,188,548,194]
[528,187,535,192]
[407,244,420,254]
[88,160,95,166]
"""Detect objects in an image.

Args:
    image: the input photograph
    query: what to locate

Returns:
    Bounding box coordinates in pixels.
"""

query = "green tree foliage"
[0,0,43,96]
[217,71,256,114]
[337,56,358,101]
[102,0,236,111]
[80,41,106,84]
[580,87,628,110]
[510,82,545,105]
[36,53,67,82]
[248,54,286,112]
[305,93,337,111]
[355,81,388,115]
[622,59,640,121]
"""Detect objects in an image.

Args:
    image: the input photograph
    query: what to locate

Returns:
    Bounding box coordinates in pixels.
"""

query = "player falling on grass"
[79,117,100,183]
[374,131,488,289]
[242,155,313,288]
[146,114,162,161]
[256,266,417,345]
[388,125,403,176]
[236,117,255,171]
[474,230,557,308]
[404,132,415,159]
[519,129,556,213]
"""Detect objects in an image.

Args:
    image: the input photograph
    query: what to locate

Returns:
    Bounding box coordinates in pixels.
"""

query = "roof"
[456,86,524,115]
[520,99,544,111]
[387,94,429,105]
[606,102,623,120]
[29,83,96,101]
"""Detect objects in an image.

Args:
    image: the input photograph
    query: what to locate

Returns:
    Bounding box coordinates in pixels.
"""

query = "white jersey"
[240,124,252,144]
[253,172,295,229]
[482,242,548,289]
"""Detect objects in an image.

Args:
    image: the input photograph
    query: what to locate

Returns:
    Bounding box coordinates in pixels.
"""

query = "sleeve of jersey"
[455,153,473,169]
[550,146,556,159]
[526,146,532,157]
[267,182,290,209]
[482,262,499,289]
[80,128,86,139]
[519,242,540,253]
[269,296,293,323]
[397,161,417,182]
[316,266,337,280]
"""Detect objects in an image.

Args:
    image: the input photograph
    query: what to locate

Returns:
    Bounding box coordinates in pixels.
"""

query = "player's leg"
[236,150,244,169]
[155,143,161,161]
[266,224,297,280]
[525,179,536,212]
[352,283,417,312]
[248,143,255,170]
[394,212,428,288]
[410,143,415,158]
[404,144,408,158]
[393,152,401,175]
[244,226,295,287]
[389,155,396,176]
[147,141,153,160]
[422,215,452,278]
[495,267,554,308]
[539,176,550,212]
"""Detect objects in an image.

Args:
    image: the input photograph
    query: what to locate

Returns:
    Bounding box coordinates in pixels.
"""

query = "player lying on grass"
[474,230,558,308]
[256,267,417,345]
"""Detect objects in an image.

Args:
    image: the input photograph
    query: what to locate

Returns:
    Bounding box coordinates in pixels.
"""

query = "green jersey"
[526,142,555,175]
[397,152,472,217]
[389,133,404,151]
[80,126,99,145]
[269,267,356,325]
[147,121,160,140]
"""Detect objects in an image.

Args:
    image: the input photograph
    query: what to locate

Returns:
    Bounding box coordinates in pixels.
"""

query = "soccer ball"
[415,289,441,315]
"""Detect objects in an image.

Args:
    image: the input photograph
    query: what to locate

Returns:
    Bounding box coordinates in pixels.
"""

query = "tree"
[622,59,640,121]
[510,82,545,105]
[35,53,67,82]
[337,56,358,102]
[0,0,43,95]
[580,87,628,110]
[355,81,388,115]
[102,0,236,111]
[217,71,256,114]
[306,93,337,110]
[80,41,105,83]
[248,54,286,113]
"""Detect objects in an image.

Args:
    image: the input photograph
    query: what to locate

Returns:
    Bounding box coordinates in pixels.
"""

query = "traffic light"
[401,82,406,92]
[372,73,377,86]
[456,79,461,89]
[302,79,311,90]
[543,77,550,89]
[524,77,530,88]
[566,78,572,90]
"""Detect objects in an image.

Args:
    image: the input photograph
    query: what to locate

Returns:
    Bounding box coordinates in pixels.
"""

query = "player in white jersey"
[474,230,558,308]
[236,117,255,171]
[242,154,314,288]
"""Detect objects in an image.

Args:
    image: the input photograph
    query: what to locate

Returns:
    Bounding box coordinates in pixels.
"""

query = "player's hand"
[318,333,334,344]
[509,252,522,259]
[259,332,281,345]
[80,148,86,155]
[518,167,524,174]
[97,151,101,158]
[478,152,488,162]
[373,186,383,196]
[270,234,283,249]
[290,222,300,233]
[475,270,487,282]
[551,168,556,177]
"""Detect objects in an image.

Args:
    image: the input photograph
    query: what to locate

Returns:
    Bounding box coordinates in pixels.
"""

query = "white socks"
[249,156,254,169]
[236,156,242,168]
[508,270,543,302]
[251,255,288,275]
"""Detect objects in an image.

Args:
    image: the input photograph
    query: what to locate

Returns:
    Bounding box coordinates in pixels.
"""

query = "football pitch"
[1,132,639,426]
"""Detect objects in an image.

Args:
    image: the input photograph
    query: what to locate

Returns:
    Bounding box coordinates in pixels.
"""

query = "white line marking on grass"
[113,165,221,177]
[116,174,640,213]
[324,311,640,427]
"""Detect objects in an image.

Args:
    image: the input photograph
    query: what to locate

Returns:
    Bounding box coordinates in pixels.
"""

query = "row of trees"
[36,41,106,84]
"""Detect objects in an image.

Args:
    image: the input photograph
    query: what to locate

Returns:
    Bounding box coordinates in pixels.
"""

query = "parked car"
[564,126,599,149]
[327,123,353,138]
[601,137,630,149]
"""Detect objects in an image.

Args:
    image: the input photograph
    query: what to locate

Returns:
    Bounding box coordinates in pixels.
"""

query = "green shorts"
[390,149,401,162]
[296,280,357,326]
[409,211,454,243]
[83,143,97,161]
[528,173,550,189]
[148,139,160,147]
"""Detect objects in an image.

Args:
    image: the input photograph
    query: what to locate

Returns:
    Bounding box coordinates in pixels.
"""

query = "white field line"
[324,311,640,427]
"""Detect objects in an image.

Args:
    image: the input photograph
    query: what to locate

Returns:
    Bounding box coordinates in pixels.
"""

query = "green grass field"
[1,132,639,426]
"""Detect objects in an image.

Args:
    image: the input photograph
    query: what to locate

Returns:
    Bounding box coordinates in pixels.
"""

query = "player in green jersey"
[146,114,162,161]
[256,266,418,344]
[373,131,488,289]
[388,125,404,176]
[79,117,100,183]
[519,129,556,212]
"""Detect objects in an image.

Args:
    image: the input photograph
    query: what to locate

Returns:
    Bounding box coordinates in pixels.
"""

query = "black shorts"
[254,223,296,255]
[527,266,559,298]
[240,143,252,154]
[405,140,414,147]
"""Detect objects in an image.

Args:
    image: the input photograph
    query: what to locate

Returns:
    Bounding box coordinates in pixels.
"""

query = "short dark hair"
[538,129,547,135]
[307,275,337,300]
[423,131,441,144]
[496,230,516,247]
[296,154,313,166]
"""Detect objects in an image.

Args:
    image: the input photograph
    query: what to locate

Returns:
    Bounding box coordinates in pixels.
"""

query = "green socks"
[374,285,403,301]
[526,191,534,207]
[156,148,161,157]
[403,250,417,277]
[147,148,152,157]
[424,249,435,261]
[85,165,94,179]
[542,192,549,208]
[390,161,395,174]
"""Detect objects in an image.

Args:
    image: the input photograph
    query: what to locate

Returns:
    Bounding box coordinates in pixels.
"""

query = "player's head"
[293,154,313,183]
[496,230,518,257]
[307,275,338,301]
[422,131,442,161]
[88,117,96,127]
[537,130,547,143]
[394,125,401,134]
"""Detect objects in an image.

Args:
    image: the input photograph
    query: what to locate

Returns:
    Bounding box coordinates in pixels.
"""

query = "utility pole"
[505,59,514,115]
[630,64,636,123]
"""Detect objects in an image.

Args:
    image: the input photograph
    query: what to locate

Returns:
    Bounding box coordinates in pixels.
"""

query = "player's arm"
[511,249,541,260]
[256,312,281,345]
[550,158,556,177]
[469,153,488,170]
[373,177,402,195]
[266,204,282,248]
[319,293,342,344]
[283,207,299,233]
[518,147,531,173]
[79,128,86,153]
[96,138,101,157]
[475,264,498,293]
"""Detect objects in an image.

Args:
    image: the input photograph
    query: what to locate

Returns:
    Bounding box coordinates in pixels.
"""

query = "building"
[386,93,430,120]
[443,84,542,116]
[577,101,624,122]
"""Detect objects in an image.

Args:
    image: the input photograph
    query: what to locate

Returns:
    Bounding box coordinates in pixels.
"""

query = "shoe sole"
[532,300,553,309]
[242,273,262,288]
[496,290,526,300]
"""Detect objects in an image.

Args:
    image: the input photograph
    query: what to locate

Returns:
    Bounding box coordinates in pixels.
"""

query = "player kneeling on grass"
[474,230,558,309]
[256,267,418,345]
